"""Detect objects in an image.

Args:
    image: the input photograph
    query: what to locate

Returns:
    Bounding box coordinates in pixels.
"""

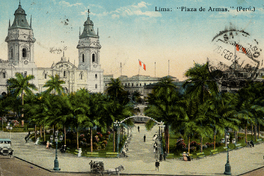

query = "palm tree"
[41,94,65,141]
[203,92,239,149]
[69,89,103,151]
[7,73,37,118]
[24,93,40,140]
[172,96,212,153]
[106,78,129,105]
[237,82,264,143]
[56,94,75,146]
[183,62,219,103]
[183,62,220,152]
[132,90,142,103]
[145,76,180,153]
[103,95,134,152]
[43,74,65,95]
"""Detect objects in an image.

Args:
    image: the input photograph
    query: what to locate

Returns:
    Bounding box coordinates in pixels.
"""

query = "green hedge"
[28,128,35,131]
[3,127,25,132]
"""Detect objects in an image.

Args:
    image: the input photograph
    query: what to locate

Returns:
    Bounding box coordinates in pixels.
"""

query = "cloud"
[80,4,104,16]
[134,10,162,17]
[111,14,120,19]
[132,1,149,8]
[58,1,82,7]
[83,1,161,18]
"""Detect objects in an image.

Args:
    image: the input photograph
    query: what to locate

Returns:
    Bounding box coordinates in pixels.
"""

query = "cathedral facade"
[0,2,104,95]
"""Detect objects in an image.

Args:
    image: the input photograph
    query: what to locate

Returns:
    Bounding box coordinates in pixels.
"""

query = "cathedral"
[0,2,104,95]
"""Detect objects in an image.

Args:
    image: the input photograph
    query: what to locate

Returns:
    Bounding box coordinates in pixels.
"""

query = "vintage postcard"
[0,0,264,175]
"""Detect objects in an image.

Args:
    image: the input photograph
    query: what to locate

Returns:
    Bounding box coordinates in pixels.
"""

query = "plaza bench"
[210,149,219,155]
[106,152,118,158]
[256,138,262,143]
[235,143,242,149]
[167,153,174,159]
[179,153,193,160]
[74,149,79,155]
[196,152,205,159]
[66,147,71,153]
[87,152,99,157]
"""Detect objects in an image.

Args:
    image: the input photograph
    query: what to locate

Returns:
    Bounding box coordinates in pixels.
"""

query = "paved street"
[1,124,264,175]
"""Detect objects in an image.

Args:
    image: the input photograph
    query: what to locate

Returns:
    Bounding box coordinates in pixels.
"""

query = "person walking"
[144,135,146,142]
[155,160,160,171]
[25,131,30,143]
[163,151,167,161]
[153,143,157,152]
[186,152,191,161]
[183,152,188,161]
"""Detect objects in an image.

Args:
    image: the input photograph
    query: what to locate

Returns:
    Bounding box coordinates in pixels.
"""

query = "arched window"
[80,72,83,80]
[95,74,97,79]
[64,71,66,77]
[22,48,27,57]
[44,73,47,79]
[95,84,97,89]
[82,54,84,62]
[92,54,95,62]
[10,48,13,58]
[3,72,6,78]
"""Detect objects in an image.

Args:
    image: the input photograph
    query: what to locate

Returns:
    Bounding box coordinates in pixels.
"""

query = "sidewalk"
[1,125,264,175]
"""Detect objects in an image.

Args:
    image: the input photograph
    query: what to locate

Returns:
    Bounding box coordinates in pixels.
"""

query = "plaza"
[1,123,264,175]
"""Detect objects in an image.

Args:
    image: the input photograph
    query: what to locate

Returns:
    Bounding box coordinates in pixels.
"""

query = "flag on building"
[139,59,146,71]
[236,44,247,54]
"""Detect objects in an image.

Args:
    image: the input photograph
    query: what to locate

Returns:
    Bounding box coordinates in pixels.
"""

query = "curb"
[14,156,206,176]
[237,165,264,176]
[14,156,54,173]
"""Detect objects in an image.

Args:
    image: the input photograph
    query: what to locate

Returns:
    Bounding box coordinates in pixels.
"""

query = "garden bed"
[167,132,264,159]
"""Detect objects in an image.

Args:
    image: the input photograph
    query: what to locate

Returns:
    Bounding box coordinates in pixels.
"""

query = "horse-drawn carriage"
[89,160,124,175]
[89,160,105,173]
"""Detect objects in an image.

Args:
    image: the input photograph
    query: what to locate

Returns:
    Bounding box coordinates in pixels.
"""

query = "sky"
[0,0,264,81]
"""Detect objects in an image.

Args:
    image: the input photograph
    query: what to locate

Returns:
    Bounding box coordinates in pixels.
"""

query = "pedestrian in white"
[78,148,82,157]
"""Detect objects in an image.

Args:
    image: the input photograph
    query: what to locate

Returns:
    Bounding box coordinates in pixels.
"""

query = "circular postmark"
[209,29,262,81]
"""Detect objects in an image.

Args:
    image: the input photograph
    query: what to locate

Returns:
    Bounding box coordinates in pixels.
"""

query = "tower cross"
[88,9,90,17]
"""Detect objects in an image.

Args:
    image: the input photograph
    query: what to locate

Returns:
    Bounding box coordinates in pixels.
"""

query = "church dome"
[79,11,98,39]
[14,5,26,15]
[9,2,31,29]
[84,17,94,26]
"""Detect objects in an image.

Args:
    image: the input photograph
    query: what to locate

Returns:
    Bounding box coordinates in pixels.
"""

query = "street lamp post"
[6,122,13,139]
[224,132,231,175]
[158,122,165,161]
[114,121,120,155]
[50,131,63,171]
[1,115,4,132]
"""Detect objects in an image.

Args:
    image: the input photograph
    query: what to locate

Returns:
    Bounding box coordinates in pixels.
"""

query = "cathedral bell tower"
[76,10,104,93]
[4,1,38,90]
[5,1,36,67]
[77,10,101,71]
